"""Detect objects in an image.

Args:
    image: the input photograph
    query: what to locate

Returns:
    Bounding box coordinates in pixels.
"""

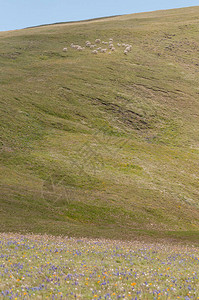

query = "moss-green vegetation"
[0,6,199,243]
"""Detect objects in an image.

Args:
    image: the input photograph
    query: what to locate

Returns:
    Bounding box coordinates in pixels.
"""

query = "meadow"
[0,233,199,299]
[1,6,199,299]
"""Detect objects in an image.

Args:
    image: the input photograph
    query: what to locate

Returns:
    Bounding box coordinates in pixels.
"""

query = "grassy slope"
[0,6,199,243]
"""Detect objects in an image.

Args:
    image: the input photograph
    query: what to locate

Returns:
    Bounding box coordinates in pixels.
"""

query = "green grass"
[0,6,199,244]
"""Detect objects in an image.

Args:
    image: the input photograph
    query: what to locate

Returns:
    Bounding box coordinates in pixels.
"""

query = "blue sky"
[0,0,198,31]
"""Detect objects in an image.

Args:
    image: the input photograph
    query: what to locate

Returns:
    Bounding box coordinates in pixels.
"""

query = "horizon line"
[0,5,198,33]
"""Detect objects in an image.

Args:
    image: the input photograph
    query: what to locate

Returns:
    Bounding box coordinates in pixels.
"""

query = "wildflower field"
[0,233,198,299]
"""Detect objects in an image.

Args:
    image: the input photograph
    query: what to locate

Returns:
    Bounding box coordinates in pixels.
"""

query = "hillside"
[0,6,199,243]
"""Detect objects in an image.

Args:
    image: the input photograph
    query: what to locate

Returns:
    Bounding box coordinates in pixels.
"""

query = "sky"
[0,0,198,31]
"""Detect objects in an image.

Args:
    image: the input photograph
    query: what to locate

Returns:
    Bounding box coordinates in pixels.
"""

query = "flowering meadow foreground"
[0,234,199,300]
